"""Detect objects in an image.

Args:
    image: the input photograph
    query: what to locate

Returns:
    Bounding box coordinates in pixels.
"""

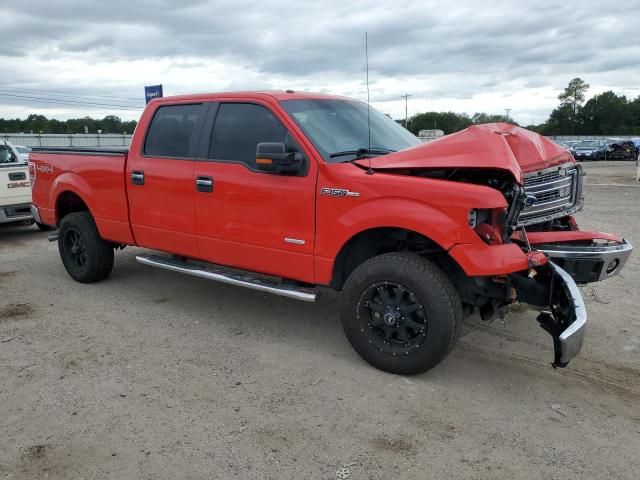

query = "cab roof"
[151,90,356,105]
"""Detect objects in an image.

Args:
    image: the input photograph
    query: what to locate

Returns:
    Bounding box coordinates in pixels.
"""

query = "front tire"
[58,212,114,283]
[341,253,462,375]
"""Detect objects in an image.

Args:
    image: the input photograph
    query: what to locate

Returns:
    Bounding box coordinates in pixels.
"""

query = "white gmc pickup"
[0,141,35,226]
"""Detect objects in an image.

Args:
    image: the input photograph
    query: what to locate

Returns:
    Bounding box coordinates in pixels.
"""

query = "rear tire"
[58,212,114,283]
[340,253,462,375]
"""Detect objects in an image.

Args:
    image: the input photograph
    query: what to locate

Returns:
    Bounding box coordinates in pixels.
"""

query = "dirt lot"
[1,161,639,479]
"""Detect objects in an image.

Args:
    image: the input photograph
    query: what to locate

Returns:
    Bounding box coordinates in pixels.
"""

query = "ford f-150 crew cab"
[29,91,632,375]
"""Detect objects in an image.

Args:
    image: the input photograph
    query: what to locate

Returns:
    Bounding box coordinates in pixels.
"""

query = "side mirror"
[256,142,303,174]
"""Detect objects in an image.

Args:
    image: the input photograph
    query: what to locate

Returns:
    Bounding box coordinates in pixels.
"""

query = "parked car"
[598,139,637,161]
[0,141,33,226]
[570,140,602,161]
[29,91,632,375]
[14,145,32,162]
[631,138,640,163]
[0,140,50,229]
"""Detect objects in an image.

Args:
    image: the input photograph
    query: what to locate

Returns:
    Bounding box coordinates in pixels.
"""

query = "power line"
[0,89,143,108]
[0,93,143,111]
[0,85,142,103]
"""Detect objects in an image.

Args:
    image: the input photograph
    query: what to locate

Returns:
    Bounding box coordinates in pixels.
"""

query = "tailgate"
[523,230,632,283]
[0,164,32,206]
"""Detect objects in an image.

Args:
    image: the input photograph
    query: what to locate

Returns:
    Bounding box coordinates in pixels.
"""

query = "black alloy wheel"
[62,227,88,269]
[357,281,428,356]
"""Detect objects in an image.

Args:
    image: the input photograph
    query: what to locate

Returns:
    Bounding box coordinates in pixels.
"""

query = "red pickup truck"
[29,91,632,375]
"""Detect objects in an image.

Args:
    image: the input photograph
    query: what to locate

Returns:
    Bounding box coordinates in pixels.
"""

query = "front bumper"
[537,239,633,283]
[0,203,33,224]
[511,261,587,367]
[540,262,587,366]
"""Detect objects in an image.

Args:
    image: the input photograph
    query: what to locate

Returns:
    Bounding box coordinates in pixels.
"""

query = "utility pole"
[401,94,411,129]
[504,108,511,123]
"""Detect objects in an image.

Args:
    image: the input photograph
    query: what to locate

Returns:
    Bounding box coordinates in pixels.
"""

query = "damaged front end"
[511,260,587,367]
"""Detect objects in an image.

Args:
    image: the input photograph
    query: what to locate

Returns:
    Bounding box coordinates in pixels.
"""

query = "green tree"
[539,103,575,135]
[408,112,473,135]
[580,91,629,134]
[558,78,589,134]
[471,112,515,124]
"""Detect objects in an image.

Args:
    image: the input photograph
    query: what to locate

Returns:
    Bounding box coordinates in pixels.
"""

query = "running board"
[135,254,317,302]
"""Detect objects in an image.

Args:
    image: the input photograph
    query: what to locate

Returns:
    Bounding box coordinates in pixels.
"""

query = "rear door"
[126,103,207,257]
[193,101,317,282]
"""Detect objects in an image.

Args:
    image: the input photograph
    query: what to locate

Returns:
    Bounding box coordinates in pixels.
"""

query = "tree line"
[535,78,640,136]
[405,78,640,137]
[0,114,137,134]
[404,111,513,136]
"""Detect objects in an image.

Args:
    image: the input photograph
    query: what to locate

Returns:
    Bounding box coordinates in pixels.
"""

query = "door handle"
[196,176,213,193]
[131,171,145,185]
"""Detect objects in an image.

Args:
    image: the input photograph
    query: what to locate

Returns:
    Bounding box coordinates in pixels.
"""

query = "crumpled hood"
[357,123,574,182]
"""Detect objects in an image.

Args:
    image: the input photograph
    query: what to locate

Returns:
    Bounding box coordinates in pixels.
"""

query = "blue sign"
[144,84,163,104]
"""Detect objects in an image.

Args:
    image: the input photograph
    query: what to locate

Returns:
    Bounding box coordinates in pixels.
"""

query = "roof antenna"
[365,32,374,175]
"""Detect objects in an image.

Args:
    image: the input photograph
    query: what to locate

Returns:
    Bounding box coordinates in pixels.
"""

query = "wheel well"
[330,228,446,290]
[330,227,511,319]
[56,191,89,225]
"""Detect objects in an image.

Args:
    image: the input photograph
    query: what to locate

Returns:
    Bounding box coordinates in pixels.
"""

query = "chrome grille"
[518,163,584,226]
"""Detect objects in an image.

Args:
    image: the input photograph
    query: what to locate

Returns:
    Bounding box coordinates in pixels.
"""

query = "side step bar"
[135,254,317,302]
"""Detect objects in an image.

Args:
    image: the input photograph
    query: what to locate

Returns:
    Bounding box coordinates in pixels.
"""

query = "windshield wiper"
[329,147,396,161]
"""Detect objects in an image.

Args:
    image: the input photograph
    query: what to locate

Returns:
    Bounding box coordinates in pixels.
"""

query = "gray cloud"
[1,0,639,119]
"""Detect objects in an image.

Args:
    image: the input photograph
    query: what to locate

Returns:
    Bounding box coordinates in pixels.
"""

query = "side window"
[209,103,291,168]
[144,104,204,158]
[0,146,17,164]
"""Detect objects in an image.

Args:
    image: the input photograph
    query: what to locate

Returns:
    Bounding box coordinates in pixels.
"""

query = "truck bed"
[29,147,133,244]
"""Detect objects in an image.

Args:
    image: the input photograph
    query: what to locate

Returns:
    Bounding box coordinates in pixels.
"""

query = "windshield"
[281,99,421,162]
[15,146,30,154]
[577,141,599,148]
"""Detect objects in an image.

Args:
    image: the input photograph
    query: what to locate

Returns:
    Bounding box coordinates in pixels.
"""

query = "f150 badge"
[320,187,360,197]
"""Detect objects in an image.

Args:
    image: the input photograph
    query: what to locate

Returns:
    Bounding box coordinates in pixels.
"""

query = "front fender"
[314,195,516,284]
[321,196,472,256]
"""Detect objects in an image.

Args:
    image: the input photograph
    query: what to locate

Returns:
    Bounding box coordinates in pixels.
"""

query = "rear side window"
[144,104,204,158]
[0,145,18,164]
[209,103,288,168]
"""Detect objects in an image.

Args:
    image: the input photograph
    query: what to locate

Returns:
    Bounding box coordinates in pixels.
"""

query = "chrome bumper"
[535,262,587,367]
[549,262,587,366]
[0,203,33,224]
[30,204,42,224]
[512,261,587,367]
[539,239,633,283]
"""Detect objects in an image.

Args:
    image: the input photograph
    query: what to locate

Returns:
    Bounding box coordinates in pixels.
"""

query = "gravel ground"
[1,161,639,479]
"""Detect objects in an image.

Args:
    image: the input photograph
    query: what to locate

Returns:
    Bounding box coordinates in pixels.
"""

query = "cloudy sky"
[1,0,639,124]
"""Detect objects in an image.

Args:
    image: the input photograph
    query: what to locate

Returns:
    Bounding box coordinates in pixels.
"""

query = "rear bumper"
[537,239,632,283]
[0,203,33,224]
[30,204,42,224]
